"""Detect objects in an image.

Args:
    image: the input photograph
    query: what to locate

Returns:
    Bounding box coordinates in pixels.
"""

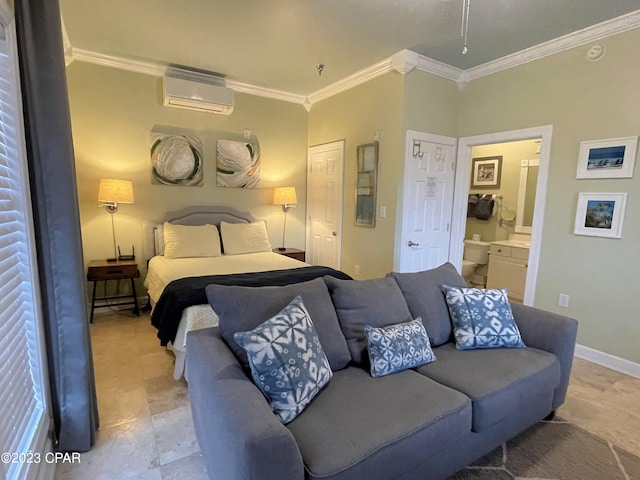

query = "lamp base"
[106,257,118,262]
[277,247,286,251]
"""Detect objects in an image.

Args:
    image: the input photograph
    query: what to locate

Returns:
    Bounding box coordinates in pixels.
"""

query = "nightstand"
[273,248,306,262]
[87,260,140,322]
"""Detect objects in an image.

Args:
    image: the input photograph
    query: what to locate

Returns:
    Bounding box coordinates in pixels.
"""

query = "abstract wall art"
[216,139,261,188]
[150,131,204,186]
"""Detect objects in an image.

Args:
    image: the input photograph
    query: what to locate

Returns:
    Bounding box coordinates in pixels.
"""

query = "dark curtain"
[15,0,99,451]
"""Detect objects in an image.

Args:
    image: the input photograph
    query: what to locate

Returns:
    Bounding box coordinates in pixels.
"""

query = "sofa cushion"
[208,277,351,371]
[364,317,436,378]
[387,263,467,347]
[233,296,333,424]
[441,285,525,350]
[416,343,560,432]
[324,276,412,366]
[286,367,471,480]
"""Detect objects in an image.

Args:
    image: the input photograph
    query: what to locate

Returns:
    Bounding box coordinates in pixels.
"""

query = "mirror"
[516,159,539,233]
[355,142,378,227]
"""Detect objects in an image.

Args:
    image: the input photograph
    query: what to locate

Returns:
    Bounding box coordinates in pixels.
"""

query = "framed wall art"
[216,139,261,188]
[576,136,638,179]
[150,130,204,187]
[355,142,378,227]
[573,192,628,239]
[471,156,502,188]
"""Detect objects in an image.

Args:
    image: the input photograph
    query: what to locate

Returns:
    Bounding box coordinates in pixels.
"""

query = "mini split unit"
[163,69,234,115]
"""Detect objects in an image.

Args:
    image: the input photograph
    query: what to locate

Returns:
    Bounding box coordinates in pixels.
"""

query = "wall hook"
[413,139,424,158]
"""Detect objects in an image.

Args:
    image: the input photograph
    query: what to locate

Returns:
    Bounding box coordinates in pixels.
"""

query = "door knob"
[332,231,337,236]
[407,240,419,247]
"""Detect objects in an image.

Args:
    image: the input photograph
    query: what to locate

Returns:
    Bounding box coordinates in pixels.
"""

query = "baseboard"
[575,344,640,379]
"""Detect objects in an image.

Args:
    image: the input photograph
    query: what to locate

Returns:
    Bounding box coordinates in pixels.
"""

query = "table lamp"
[97,178,134,261]
[273,186,297,251]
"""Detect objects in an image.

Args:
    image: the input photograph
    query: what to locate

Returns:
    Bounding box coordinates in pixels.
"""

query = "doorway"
[450,125,553,305]
[306,140,344,269]
[395,130,457,272]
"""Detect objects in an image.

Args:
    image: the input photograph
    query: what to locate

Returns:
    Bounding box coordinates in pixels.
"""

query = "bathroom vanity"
[486,239,530,302]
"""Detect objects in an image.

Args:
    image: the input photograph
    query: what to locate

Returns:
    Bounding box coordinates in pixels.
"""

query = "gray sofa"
[187,263,578,480]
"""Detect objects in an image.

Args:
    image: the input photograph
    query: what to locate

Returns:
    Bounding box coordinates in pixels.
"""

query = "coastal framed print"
[576,136,638,179]
[573,192,628,239]
[471,156,502,188]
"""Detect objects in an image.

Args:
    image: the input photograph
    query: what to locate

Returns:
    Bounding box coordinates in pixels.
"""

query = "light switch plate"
[558,294,570,308]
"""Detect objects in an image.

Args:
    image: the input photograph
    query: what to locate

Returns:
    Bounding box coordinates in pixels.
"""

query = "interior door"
[306,140,344,269]
[398,131,457,272]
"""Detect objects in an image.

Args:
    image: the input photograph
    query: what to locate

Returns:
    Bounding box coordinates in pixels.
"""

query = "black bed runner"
[151,265,351,345]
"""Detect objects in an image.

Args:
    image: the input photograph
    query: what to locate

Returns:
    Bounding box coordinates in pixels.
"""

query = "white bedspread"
[144,251,307,304]
[145,251,309,380]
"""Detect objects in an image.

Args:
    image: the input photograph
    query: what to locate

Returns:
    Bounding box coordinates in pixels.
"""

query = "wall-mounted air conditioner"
[163,71,234,115]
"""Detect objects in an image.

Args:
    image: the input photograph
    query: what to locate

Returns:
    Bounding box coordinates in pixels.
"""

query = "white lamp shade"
[273,186,297,206]
[98,179,134,204]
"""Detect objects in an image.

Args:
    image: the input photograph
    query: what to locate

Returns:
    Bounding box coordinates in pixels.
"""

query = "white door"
[306,140,344,269]
[397,131,457,272]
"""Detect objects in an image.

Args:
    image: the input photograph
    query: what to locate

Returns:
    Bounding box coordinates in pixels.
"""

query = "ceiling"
[60,1,640,96]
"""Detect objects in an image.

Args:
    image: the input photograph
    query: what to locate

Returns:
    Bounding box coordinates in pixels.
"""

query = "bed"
[142,205,349,380]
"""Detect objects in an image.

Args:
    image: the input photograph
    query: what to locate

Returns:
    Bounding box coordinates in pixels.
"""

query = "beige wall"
[402,70,459,136]
[67,62,309,292]
[67,27,640,364]
[308,72,405,279]
[467,140,539,243]
[307,69,463,279]
[458,28,640,363]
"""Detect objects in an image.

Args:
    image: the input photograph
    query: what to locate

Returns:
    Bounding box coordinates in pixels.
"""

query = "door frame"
[450,124,553,305]
[394,130,458,271]
[306,140,345,269]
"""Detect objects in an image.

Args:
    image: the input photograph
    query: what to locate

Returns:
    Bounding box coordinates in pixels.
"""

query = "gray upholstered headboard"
[142,205,259,261]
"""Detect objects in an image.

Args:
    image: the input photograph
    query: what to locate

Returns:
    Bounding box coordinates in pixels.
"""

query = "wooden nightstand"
[87,260,140,322]
[273,248,306,262]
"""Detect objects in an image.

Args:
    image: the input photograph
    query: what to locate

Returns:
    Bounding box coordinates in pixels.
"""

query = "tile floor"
[54,311,640,479]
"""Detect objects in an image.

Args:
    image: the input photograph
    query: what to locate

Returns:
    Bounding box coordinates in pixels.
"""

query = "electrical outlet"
[558,293,570,308]
[354,265,360,275]
[243,129,251,139]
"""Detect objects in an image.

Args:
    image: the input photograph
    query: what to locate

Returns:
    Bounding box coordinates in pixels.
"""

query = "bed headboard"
[142,205,259,261]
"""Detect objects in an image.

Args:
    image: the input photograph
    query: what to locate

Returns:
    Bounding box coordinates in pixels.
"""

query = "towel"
[473,194,495,220]
[467,194,480,218]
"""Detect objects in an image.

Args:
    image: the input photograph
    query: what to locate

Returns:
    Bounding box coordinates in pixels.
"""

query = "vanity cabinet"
[486,243,529,302]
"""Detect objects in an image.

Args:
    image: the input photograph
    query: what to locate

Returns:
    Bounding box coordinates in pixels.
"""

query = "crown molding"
[60,15,74,67]
[465,9,640,82]
[307,56,395,105]
[415,55,463,82]
[225,79,307,106]
[67,10,640,106]
[71,48,166,77]
[69,49,308,106]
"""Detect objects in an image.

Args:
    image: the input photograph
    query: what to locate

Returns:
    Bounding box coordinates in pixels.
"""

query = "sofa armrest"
[511,303,578,409]
[187,327,304,480]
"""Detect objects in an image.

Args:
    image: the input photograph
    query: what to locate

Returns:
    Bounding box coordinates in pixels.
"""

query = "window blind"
[0,6,50,480]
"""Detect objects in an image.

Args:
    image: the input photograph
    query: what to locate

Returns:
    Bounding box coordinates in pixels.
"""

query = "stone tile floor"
[55,312,207,480]
[55,311,640,479]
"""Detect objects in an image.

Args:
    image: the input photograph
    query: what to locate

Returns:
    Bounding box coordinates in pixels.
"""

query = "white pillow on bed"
[220,221,272,255]
[163,223,222,258]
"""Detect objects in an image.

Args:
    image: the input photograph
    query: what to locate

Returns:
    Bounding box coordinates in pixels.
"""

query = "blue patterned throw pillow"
[233,295,332,424]
[364,318,437,378]
[441,285,525,350]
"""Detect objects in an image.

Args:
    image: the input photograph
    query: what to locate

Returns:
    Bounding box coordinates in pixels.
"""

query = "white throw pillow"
[220,221,272,255]
[163,223,222,258]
